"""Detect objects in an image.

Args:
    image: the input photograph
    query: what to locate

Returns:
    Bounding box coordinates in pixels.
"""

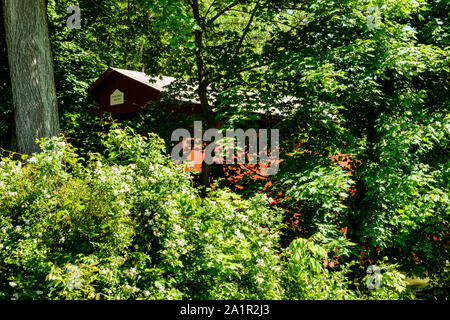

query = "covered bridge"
[87,67,284,123]
[87,67,202,116]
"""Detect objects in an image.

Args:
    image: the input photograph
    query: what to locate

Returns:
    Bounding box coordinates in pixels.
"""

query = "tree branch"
[207,0,244,26]
[234,0,260,57]
[205,0,219,18]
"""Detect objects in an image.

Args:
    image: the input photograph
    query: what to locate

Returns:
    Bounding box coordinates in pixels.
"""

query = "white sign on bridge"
[110,89,124,106]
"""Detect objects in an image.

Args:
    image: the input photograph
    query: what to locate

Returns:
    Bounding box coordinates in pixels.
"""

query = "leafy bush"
[282,236,358,300]
[360,259,409,300]
[281,236,412,300]
[0,126,410,300]
[181,189,284,299]
[357,112,450,281]
[0,126,283,299]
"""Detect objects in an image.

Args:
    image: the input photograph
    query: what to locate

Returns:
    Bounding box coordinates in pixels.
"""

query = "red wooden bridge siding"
[87,68,162,115]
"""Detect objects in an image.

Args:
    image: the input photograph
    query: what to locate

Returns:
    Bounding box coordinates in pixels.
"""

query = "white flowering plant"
[0,126,285,300]
[0,126,410,300]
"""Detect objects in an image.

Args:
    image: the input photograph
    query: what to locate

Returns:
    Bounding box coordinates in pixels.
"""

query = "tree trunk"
[191,0,216,192]
[2,0,59,155]
[350,69,395,246]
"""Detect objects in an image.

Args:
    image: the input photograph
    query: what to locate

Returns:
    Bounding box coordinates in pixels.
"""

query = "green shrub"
[0,126,284,299]
[0,126,411,300]
[282,236,358,300]
[181,189,284,299]
[281,236,411,300]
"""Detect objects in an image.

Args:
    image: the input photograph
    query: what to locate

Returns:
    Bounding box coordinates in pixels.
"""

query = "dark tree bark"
[350,69,396,246]
[188,0,259,193]
[2,0,59,155]
[191,0,216,192]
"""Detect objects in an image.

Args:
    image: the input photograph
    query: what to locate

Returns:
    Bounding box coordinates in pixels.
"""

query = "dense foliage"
[0,0,448,299]
[0,127,411,300]
[258,0,449,290]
